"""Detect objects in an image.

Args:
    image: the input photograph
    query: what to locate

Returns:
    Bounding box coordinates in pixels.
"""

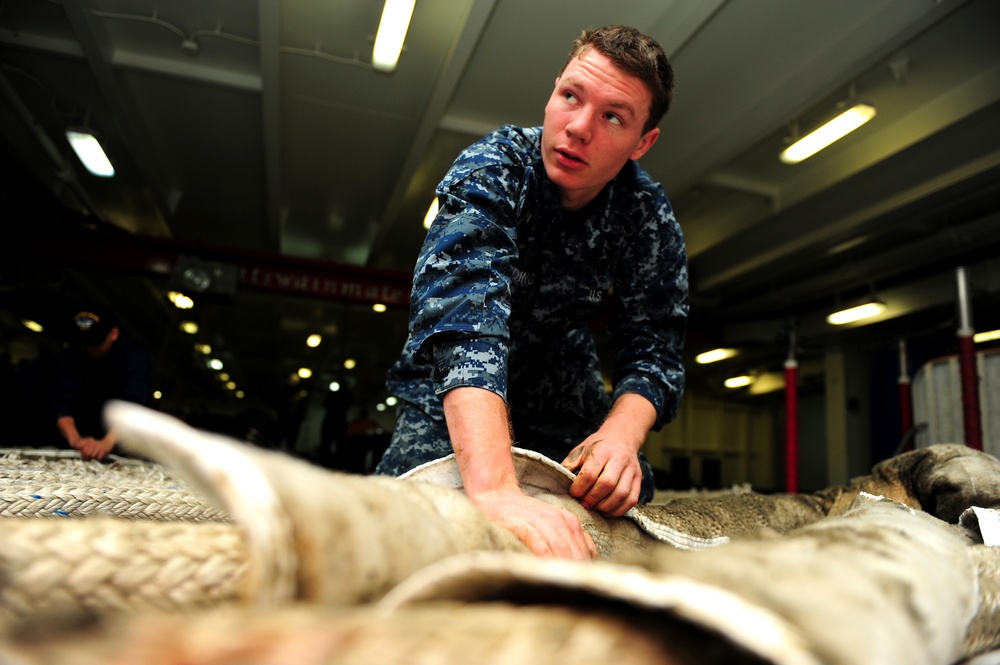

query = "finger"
[577,456,626,509]
[594,468,641,517]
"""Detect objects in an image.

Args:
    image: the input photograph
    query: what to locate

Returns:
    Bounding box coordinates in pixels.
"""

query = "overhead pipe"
[897,338,914,453]
[955,267,983,450]
[784,320,799,493]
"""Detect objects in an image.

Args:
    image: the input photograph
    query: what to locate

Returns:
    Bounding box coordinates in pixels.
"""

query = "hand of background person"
[469,486,599,560]
[562,434,644,517]
[70,435,114,461]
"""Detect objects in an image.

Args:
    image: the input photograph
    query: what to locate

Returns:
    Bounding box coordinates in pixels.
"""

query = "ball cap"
[73,308,117,346]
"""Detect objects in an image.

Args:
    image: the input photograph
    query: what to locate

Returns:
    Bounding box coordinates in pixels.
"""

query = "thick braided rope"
[0,449,229,522]
[0,517,247,618]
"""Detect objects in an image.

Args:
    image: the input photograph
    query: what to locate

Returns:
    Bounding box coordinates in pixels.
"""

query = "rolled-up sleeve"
[409,163,523,402]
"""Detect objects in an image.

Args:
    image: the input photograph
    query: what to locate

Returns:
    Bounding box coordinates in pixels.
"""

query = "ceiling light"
[180,321,199,334]
[235,390,245,399]
[219,373,230,381]
[65,130,115,177]
[153,391,163,400]
[225,381,236,390]
[724,375,754,389]
[372,0,415,73]
[298,367,313,379]
[974,329,1000,344]
[376,403,387,412]
[780,103,876,164]
[372,303,387,313]
[423,197,439,229]
[826,301,886,326]
[196,343,212,355]
[695,348,738,364]
[168,291,194,309]
[329,381,341,392]
[21,319,43,333]
[386,396,398,406]
[208,358,224,371]
[307,334,322,348]
[344,358,357,370]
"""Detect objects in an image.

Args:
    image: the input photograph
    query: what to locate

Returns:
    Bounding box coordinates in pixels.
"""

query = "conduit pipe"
[955,267,983,450]
[898,338,913,452]
[784,324,799,493]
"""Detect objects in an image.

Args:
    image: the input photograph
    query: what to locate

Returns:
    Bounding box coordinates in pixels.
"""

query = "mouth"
[555,147,587,168]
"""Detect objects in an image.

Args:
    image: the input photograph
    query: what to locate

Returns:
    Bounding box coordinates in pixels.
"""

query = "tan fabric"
[1,403,998,665]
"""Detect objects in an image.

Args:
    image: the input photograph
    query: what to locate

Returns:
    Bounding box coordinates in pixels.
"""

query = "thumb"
[561,443,585,471]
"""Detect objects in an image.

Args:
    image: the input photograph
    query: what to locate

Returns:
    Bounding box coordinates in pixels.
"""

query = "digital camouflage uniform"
[377,125,688,502]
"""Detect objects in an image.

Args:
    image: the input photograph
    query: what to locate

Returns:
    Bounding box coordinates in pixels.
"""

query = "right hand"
[470,487,599,560]
[69,436,111,461]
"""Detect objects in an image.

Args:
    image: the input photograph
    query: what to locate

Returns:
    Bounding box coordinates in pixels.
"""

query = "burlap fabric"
[0,402,996,664]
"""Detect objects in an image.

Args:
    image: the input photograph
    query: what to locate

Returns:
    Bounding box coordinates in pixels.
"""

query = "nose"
[565,110,594,143]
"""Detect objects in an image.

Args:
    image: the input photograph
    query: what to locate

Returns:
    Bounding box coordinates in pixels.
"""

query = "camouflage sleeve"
[610,194,688,430]
[408,156,523,402]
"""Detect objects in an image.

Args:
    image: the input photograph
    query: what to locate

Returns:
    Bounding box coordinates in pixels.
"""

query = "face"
[542,48,660,211]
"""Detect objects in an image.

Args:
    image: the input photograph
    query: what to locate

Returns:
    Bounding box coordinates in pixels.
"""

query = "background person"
[53,306,153,461]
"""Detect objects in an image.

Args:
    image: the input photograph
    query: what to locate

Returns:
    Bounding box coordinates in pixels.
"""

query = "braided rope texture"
[0,449,230,522]
[0,450,246,619]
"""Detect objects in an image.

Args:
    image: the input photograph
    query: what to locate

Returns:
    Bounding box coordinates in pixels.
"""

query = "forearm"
[56,416,81,446]
[597,392,657,453]
[442,386,519,497]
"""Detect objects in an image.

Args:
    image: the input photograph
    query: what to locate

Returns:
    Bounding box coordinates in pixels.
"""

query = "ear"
[630,127,660,161]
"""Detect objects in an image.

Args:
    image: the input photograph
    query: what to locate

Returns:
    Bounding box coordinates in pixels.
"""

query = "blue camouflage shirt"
[387,125,687,441]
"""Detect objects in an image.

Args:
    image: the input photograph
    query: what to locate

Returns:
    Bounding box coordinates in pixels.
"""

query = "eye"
[605,112,623,126]
[563,91,578,103]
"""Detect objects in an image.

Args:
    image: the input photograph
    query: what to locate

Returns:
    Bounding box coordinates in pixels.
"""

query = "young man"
[378,26,687,559]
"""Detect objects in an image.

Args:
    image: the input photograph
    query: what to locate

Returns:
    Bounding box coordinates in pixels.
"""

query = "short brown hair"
[562,25,674,133]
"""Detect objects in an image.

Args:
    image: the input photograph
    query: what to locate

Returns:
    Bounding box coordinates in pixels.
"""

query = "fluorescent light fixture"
[423,197,439,229]
[372,0,415,73]
[65,130,115,177]
[780,103,876,164]
[974,329,1000,344]
[696,348,738,364]
[826,301,886,326]
[724,375,754,389]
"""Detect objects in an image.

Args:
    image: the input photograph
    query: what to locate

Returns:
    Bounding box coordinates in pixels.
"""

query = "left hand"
[77,436,115,461]
[561,434,643,517]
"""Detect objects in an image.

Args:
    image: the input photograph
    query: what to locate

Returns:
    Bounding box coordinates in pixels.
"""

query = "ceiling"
[1,0,999,430]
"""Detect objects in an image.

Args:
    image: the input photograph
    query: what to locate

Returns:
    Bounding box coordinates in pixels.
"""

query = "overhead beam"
[367,0,498,264]
[9,212,412,308]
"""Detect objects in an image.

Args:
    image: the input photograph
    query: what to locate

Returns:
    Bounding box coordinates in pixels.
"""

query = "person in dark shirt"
[378,26,687,560]
[52,307,152,461]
